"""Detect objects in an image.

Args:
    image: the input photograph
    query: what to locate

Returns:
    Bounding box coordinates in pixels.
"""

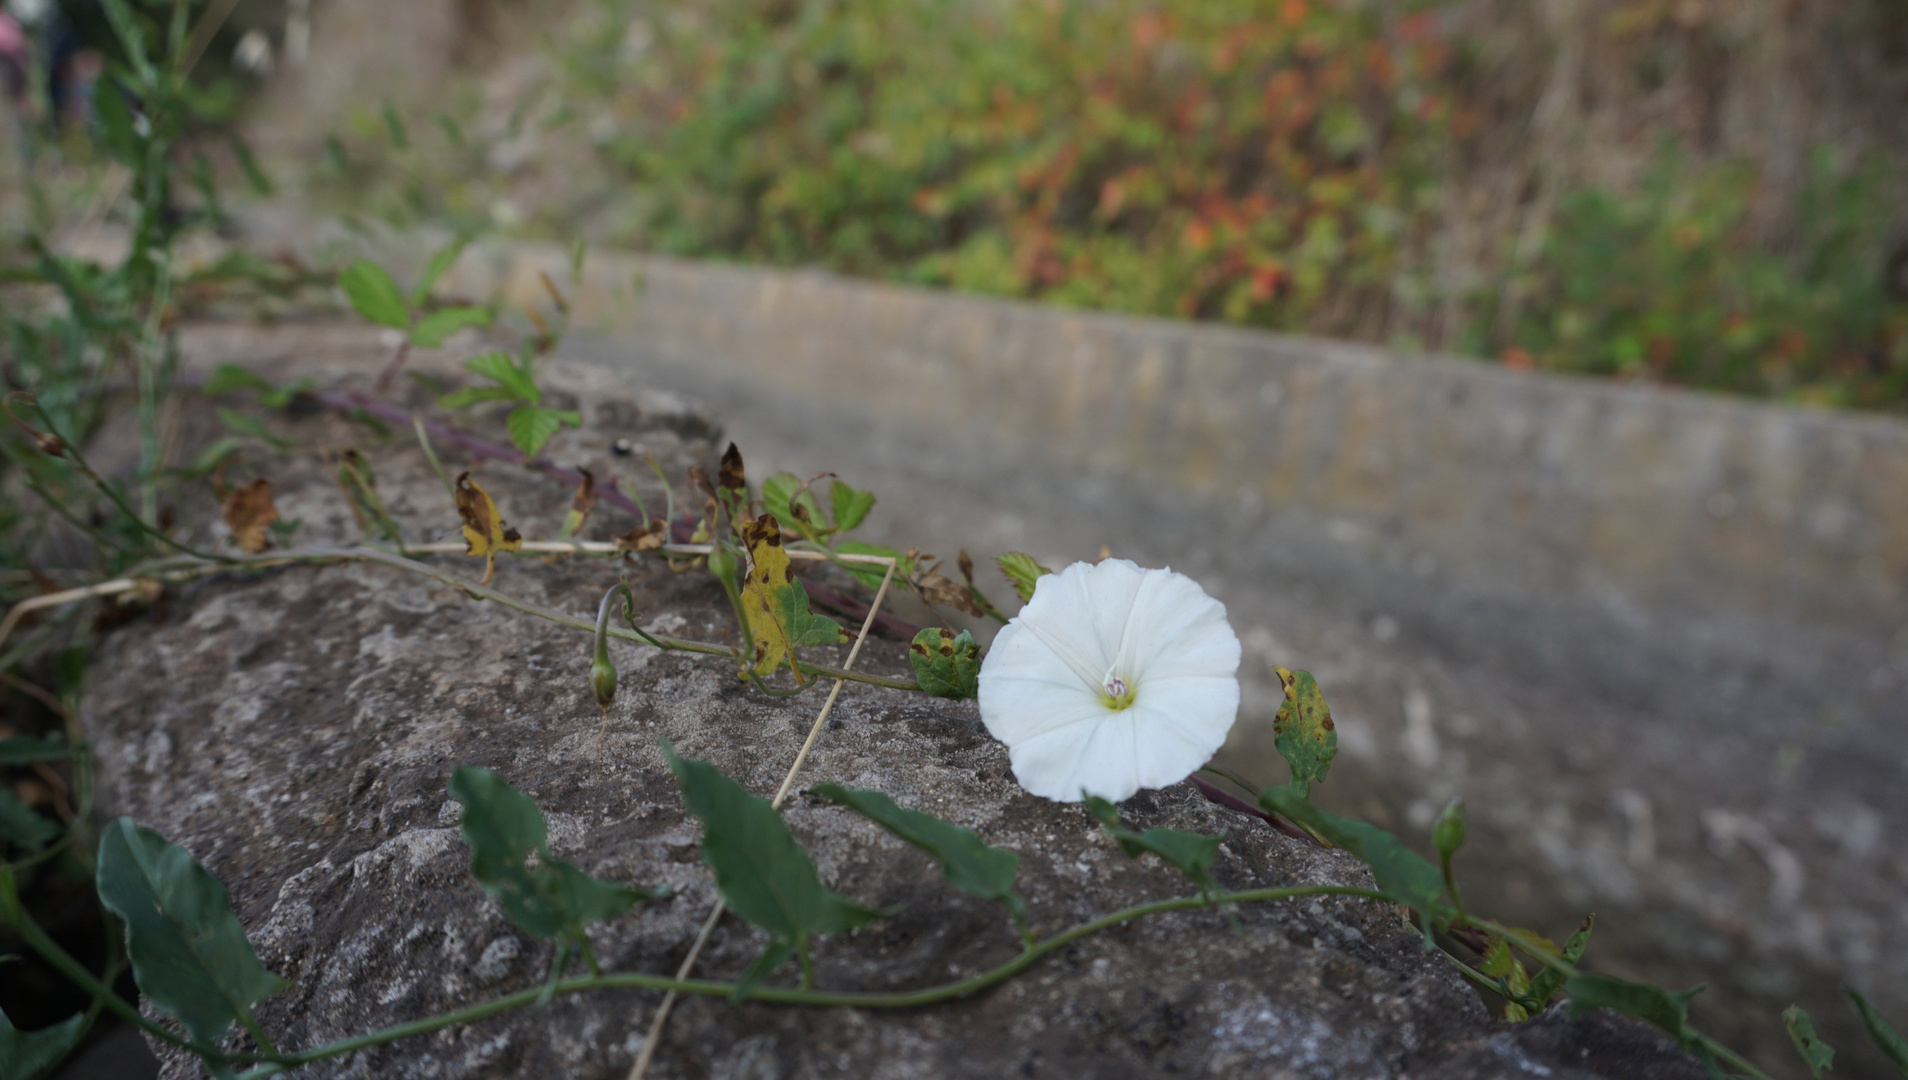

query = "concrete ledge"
[441,242,1907,643]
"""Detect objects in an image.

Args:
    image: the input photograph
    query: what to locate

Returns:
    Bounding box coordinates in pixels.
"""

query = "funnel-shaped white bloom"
[978,559,1241,802]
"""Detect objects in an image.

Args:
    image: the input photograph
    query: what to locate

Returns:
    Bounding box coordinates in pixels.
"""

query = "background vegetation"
[289,0,1908,409]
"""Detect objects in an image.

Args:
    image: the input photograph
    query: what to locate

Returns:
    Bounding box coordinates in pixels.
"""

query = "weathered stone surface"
[83,333,1704,1078]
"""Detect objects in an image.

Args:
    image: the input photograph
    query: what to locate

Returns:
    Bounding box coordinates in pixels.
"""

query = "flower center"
[1101,674,1136,711]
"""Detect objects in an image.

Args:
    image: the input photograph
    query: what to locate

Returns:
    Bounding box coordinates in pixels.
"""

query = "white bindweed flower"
[977,559,1241,803]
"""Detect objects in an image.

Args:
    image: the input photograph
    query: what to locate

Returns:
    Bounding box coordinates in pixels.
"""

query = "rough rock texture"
[81,325,1706,1079]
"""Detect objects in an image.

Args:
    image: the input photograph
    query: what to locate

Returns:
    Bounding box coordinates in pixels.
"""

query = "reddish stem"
[1191,776,1322,847]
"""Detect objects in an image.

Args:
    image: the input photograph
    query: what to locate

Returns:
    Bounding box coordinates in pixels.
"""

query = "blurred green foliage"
[548,0,1908,407]
[573,0,1453,335]
[1480,146,1908,409]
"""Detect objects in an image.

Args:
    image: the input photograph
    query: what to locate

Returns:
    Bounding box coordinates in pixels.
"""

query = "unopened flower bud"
[1433,797,1466,862]
[36,433,64,456]
[590,654,618,711]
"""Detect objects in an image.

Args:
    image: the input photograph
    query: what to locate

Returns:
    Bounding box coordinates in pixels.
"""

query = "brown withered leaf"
[956,550,977,586]
[717,442,746,495]
[221,478,279,554]
[454,471,523,585]
[558,468,598,539]
[914,565,983,618]
[615,519,669,554]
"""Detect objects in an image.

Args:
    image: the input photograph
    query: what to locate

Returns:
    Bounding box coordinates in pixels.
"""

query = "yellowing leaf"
[738,515,847,682]
[220,478,279,553]
[1272,667,1337,797]
[455,472,522,585]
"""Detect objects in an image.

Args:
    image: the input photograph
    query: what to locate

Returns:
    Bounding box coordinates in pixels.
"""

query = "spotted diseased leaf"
[0,788,58,853]
[1847,988,1908,1076]
[717,442,747,497]
[216,478,278,554]
[739,515,848,683]
[0,1007,87,1080]
[410,305,490,348]
[505,406,580,461]
[94,819,286,1053]
[454,472,523,585]
[830,480,876,532]
[662,743,884,999]
[813,784,1026,930]
[995,552,1053,603]
[914,564,983,617]
[559,469,598,539]
[1526,914,1594,1009]
[339,259,409,330]
[1084,796,1223,899]
[448,767,663,943]
[1782,1005,1834,1078]
[1272,667,1336,798]
[909,628,980,700]
[1564,973,1703,1048]
[1258,786,1451,933]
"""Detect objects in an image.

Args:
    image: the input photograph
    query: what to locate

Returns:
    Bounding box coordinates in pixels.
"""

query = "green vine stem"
[1462,917,1775,1080]
[5,392,233,564]
[0,870,252,1066]
[221,884,1388,1079]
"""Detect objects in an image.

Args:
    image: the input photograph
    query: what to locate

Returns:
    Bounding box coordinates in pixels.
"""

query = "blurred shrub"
[503,1,1908,409]
[576,0,1455,335]
[1482,145,1908,408]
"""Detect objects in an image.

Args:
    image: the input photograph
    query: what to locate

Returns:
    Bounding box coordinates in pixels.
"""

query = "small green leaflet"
[995,553,1052,603]
[908,628,981,700]
[1525,914,1594,1009]
[812,784,1026,931]
[410,306,490,348]
[1847,988,1908,1076]
[202,363,273,395]
[339,259,410,330]
[411,237,470,307]
[1083,796,1223,900]
[1782,1005,1835,1078]
[1564,972,1703,1048]
[762,472,825,535]
[462,351,540,402]
[94,818,287,1053]
[448,767,662,943]
[830,480,876,532]
[0,788,58,853]
[836,542,913,589]
[0,1007,87,1080]
[1258,787,1450,933]
[506,406,581,461]
[0,736,80,765]
[662,744,884,999]
[1271,667,1335,797]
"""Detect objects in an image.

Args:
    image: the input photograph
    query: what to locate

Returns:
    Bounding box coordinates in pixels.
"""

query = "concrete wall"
[445,242,1908,646]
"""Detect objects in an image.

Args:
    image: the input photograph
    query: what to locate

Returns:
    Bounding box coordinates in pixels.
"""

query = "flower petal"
[979,559,1244,804]
[1006,711,1143,802]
